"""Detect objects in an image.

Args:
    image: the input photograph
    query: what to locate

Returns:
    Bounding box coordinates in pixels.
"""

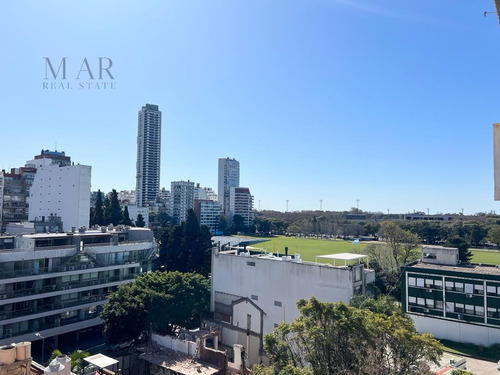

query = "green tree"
[261,297,442,375]
[380,221,420,268]
[230,214,247,234]
[445,236,472,264]
[93,189,105,226]
[136,213,146,227]
[488,226,500,248]
[101,271,210,343]
[106,189,123,225]
[69,350,90,373]
[123,206,132,226]
[217,214,228,234]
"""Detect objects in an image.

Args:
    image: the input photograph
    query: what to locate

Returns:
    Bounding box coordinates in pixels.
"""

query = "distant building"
[117,190,135,206]
[28,163,91,232]
[0,227,156,346]
[204,247,375,365]
[404,214,453,221]
[0,170,27,232]
[218,158,239,216]
[126,205,150,227]
[136,104,162,207]
[170,181,194,225]
[229,187,254,227]
[194,199,221,233]
[402,245,500,346]
[194,184,218,202]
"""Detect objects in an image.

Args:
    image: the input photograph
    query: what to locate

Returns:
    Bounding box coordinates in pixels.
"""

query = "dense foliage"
[157,209,212,276]
[100,271,210,344]
[255,297,442,375]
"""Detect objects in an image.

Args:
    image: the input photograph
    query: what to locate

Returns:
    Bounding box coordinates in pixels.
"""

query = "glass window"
[465,305,475,315]
[274,301,282,307]
[417,298,425,306]
[408,277,416,286]
[435,300,443,309]
[455,283,464,292]
[445,281,454,290]
[475,284,484,294]
[425,279,434,288]
[465,284,473,294]
[434,280,443,289]
[446,302,454,312]
[416,278,424,287]
[488,307,497,317]
[487,285,497,295]
[455,303,464,313]
[476,306,484,316]
[426,299,434,308]
[408,296,416,305]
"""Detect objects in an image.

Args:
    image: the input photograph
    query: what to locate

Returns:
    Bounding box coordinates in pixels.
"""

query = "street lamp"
[35,332,45,365]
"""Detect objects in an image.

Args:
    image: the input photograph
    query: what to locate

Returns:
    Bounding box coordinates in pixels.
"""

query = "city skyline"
[1,1,500,215]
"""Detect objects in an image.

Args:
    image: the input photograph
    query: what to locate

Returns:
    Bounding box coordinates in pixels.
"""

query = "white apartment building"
[170,181,194,225]
[229,187,254,227]
[0,226,156,346]
[194,199,221,233]
[126,205,149,227]
[136,104,162,207]
[28,164,91,232]
[204,248,375,365]
[218,158,239,216]
[194,184,218,202]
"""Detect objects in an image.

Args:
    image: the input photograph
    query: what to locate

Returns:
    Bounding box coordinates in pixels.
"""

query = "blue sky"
[1,0,499,214]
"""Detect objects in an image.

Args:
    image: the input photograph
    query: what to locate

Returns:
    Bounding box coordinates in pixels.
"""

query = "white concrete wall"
[126,205,149,227]
[212,253,354,336]
[411,314,500,346]
[28,164,91,232]
[233,301,261,334]
[152,333,198,357]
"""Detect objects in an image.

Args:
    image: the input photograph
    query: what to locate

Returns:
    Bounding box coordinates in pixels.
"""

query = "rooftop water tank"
[15,341,31,360]
[0,344,16,365]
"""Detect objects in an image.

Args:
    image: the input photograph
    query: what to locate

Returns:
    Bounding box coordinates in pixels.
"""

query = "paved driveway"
[436,352,498,375]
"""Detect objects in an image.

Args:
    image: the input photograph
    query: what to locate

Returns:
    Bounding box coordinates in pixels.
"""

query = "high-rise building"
[136,104,162,207]
[218,158,239,215]
[229,187,254,227]
[170,181,194,225]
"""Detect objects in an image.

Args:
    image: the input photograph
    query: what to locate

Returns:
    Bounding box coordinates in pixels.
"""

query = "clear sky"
[1,0,499,214]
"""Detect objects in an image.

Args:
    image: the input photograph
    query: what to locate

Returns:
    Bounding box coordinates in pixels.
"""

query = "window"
[274,301,282,307]
[408,296,417,305]
[417,298,425,306]
[416,278,424,287]
[455,283,464,293]
[445,281,454,291]
[488,307,497,318]
[408,277,416,286]
[425,279,434,288]
[246,261,255,267]
[426,299,434,308]
[251,295,258,301]
[435,300,443,309]
[446,302,454,312]
[465,305,475,315]
[476,306,484,316]
[474,284,484,295]
[465,284,473,294]
[487,285,497,295]
[434,280,443,289]
[455,303,464,313]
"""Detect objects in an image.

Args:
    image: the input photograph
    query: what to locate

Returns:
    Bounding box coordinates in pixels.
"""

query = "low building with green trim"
[401,245,500,346]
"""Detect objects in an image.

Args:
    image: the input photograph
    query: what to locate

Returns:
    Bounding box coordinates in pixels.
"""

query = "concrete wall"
[152,333,198,357]
[412,314,500,346]
[28,164,91,232]
[212,252,353,336]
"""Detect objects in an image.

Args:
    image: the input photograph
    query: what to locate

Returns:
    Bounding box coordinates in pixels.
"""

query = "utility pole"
[356,199,360,211]
[286,200,289,212]
[320,199,323,211]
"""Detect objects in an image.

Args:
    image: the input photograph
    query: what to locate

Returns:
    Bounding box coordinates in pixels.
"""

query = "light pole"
[35,332,45,365]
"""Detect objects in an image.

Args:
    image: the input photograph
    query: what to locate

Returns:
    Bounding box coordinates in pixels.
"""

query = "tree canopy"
[101,271,210,344]
[255,297,442,375]
[157,209,212,276]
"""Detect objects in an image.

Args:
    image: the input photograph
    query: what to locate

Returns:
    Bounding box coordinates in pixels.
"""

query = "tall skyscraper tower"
[136,104,162,207]
[218,157,240,215]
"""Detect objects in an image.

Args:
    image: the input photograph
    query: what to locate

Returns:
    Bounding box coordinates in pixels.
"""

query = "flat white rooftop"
[316,253,368,266]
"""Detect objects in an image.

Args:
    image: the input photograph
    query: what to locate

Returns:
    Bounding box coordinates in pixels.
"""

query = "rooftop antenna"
[320,199,323,211]
[55,141,57,151]
[356,199,360,211]
[286,200,289,212]
[427,208,430,215]
[258,200,261,211]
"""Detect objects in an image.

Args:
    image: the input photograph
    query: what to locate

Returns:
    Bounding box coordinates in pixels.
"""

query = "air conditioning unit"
[423,308,429,313]
[81,265,87,269]
[0,294,7,300]
[5,328,12,337]
[68,266,75,271]
[426,288,432,293]
[457,314,463,320]
[466,293,473,298]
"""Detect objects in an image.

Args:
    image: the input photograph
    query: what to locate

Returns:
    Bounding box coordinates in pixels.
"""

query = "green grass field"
[247,236,500,265]
[248,236,367,262]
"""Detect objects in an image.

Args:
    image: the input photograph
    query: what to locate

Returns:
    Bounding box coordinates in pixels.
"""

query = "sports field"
[248,236,500,265]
